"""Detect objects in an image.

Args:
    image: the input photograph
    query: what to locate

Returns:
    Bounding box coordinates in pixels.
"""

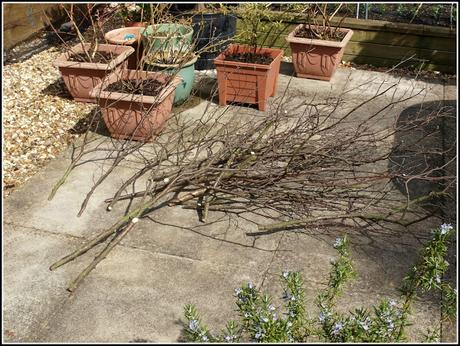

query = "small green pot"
[141,23,193,55]
[145,55,197,106]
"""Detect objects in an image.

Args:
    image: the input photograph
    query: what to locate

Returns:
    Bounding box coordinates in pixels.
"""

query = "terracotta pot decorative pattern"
[54,43,134,103]
[214,44,283,111]
[90,69,181,141]
[286,24,353,81]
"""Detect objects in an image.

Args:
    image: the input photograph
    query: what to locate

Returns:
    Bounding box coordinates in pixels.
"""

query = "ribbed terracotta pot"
[54,43,134,103]
[89,69,181,141]
[214,44,283,111]
[104,27,144,69]
[286,24,353,81]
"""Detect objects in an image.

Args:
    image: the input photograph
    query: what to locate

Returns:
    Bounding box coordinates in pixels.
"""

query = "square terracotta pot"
[214,44,283,111]
[286,24,353,81]
[90,69,181,141]
[54,43,134,103]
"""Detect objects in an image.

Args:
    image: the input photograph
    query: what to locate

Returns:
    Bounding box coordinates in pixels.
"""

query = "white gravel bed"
[3,46,95,197]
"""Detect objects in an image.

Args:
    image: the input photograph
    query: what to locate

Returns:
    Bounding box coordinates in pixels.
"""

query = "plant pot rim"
[104,27,143,45]
[144,54,198,69]
[53,43,134,70]
[213,44,283,70]
[140,23,194,39]
[89,69,181,104]
[286,24,353,48]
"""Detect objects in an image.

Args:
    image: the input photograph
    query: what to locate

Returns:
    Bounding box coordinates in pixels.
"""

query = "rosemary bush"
[183,224,456,343]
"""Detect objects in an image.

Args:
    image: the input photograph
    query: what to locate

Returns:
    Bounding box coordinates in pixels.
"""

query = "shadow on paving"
[68,108,111,138]
[389,99,457,222]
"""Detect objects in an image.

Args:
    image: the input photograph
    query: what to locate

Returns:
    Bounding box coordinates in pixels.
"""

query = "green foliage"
[235,3,284,51]
[118,3,152,22]
[441,283,457,321]
[401,223,454,295]
[317,236,356,308]
[183,304,215,342]
[183,224,456,342]
[423,327,441,342]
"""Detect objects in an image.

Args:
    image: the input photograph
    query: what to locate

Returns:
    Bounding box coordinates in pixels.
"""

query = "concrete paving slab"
[3,68,456,342]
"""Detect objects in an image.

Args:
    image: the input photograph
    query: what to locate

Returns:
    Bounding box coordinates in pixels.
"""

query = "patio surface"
[3,66,456,342]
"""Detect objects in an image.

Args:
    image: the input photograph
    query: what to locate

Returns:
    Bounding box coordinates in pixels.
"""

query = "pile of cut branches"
[48,74,456,292]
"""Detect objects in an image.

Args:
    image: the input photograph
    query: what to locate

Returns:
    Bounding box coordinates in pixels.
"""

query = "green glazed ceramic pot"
[141,23,193,55]
[145,55,197,106]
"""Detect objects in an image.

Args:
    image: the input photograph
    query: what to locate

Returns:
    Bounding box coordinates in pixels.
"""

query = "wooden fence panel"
[3,4,65,49]
[235,13,457,73]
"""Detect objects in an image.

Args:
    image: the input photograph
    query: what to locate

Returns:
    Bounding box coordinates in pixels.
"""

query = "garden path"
[3,67,456,342]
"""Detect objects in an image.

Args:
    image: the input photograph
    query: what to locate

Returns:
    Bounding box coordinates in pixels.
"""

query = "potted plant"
[89,69,181,141]
[170,4,238,70]
[141,22,194,55]
[285,3,354,81]
[143,49,198,106]
[213,4,284,111]
[53,5,134,102]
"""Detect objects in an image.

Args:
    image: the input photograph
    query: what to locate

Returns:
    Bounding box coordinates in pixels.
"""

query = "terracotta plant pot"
[104,27,144,69]
[89,69,181,141]
[214,44,283,111]
[286,24,353,81]
[54,43,134,103]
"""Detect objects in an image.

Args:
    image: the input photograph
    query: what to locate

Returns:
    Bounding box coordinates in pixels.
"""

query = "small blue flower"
[244,312,251,318]
[319,312,326,323]
[201,334,209,342]
[234,288,242,296]
[358,318,371,331]
[268,304,276,311]
[440,223,453,235]
[387,319,394,331]
[255,332,262,339]
[282,271,290,279]
[189,319,199,332]
[333,237,343,248]
[388,299,397,308]
[224,335,235,342]
[332,322,343,335]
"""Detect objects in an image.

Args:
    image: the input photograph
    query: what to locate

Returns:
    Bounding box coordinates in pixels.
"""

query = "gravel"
[3,44,95,197]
